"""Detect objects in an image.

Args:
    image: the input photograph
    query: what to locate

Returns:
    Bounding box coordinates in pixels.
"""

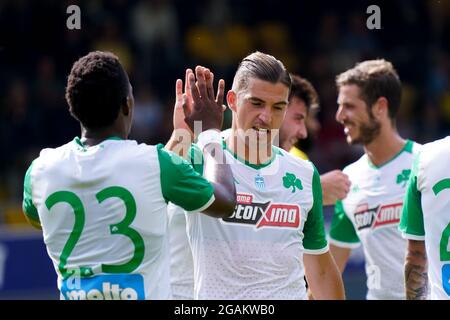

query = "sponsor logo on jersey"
[354,202,402,230]
[442,264,450,296]
[61,274,145,300]
[222,193,300,229]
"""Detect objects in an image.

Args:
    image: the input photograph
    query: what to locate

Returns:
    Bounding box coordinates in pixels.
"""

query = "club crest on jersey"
[254,174,265,190]
[222,193,300,229]
[282,172,303,193]
[354,202,403,230]
[396,169,411,187]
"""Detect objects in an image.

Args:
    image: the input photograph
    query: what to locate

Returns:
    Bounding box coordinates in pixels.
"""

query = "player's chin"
[347,134,361,145]
[346,135,352,144]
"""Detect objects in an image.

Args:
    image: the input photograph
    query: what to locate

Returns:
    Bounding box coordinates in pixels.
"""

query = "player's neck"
[81,126,126,147]
[364,127,405,167]
[227,130,273,165]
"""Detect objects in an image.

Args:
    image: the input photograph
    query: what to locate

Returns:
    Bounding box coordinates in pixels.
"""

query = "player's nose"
[335,105,345,124]
[297,124,308,140]
[258,107,272,125]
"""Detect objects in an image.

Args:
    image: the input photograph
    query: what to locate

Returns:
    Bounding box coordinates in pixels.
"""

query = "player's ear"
[122,84,134,116]
[123,91,135,117]
[373,97,388,119]
[227,90,237,112]
[121,97,131,116]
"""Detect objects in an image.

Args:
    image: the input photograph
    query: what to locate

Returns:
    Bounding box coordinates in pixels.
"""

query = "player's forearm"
[405,240,428,300]
[165,130,193,159]
[320,180,336,206]
[304,252,346,300]
[329,244,351,274]
[309,266,345,300]
[202,143,237,218]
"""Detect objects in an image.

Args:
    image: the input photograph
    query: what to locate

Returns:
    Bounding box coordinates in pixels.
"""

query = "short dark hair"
[66,51,130,129]
[289,74,319,112]
[336,59,402,120]
[232,51,291,93]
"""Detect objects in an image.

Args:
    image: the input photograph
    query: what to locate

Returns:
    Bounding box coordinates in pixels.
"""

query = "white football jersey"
[23,137,215,300]
[329,140,421,299]
[400,136,450,300]
[167,203,194,299]
[185,139,328,300]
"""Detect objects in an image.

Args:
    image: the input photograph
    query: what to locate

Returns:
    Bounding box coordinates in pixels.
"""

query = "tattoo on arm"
[405,247,428,300]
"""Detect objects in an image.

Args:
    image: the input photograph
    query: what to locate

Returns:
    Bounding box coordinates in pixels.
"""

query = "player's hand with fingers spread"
[320,170,351,206]
[173,69,194,137]
[183,66,225,135]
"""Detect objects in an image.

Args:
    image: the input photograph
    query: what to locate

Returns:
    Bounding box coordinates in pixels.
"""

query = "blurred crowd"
[0,0,449,226]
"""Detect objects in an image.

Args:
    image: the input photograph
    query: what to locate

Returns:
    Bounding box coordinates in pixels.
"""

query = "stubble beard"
[348,111,381,145]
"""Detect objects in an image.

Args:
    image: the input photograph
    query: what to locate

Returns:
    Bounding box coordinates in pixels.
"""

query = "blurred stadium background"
[0,0,448,299]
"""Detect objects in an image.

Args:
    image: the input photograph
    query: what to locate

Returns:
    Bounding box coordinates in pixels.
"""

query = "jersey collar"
[367,140,413,169]
[73,136,124,150]
[222,140,283,170]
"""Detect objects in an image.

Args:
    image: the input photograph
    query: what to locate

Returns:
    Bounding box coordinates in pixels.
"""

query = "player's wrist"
[196,129,222,151]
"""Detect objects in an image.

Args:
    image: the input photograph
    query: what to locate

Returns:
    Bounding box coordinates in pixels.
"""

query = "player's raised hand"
[320,170,351,206]
[184,66,225,134]
[173,69,194,137]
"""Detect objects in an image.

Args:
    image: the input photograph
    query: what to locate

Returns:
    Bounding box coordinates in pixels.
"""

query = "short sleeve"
[22,161,41,226]
[399,153,425,240]
[303,164,329,254]
[188,143,204,175]
[329,200,361,248]
[157,144,214,213]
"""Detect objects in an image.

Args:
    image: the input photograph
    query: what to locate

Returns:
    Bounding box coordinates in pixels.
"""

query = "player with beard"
[328,59,422,299]
[167,72,348,299]
[279,74,350,206]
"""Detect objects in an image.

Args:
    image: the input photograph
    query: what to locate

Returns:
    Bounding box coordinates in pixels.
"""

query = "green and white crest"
[282,172,303,193]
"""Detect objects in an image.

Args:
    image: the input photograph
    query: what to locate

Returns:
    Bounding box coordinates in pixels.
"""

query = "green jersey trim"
[105,136,124,141]
[329,200,361,246]
[302,164,329,252]
[185,194,216,214]
[74,137,87,151]
[73,136,124,150]
[223,141,280,170]
[367,140,414,169]
[403,140,414,153]
[304,245,330,255]
[399,152,426,239]
[189,140,284,172]
[187,141,231,175]
[272,146,285,157]
[328,238,361,249]
[157,144,214,212]
[189,143,205,175]
[22,161,40,225]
